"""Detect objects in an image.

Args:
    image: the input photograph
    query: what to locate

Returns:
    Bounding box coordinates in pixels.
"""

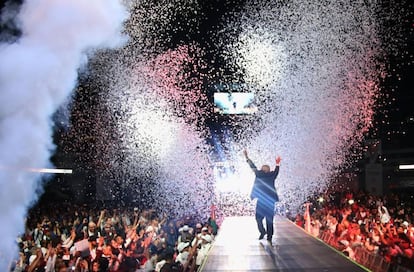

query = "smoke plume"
[0,0,127,268]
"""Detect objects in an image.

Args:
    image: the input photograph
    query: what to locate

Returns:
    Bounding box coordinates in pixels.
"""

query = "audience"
[299,189,414,271]
[12,186,414,271]
[11,202,218,272]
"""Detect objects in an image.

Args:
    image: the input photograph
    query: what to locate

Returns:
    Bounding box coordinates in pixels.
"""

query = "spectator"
[195,234,212,270]
[159,247,182,272]
[14,198,217,272]
[378,205,391,224]
[176,242,191,266]
[298,189,414,271]
[178,226,193,244]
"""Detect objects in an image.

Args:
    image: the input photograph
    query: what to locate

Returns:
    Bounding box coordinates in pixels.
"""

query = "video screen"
[213,92,257,114]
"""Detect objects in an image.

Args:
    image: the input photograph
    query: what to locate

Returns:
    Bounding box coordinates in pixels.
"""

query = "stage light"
[0,166,73,174]
[399,164,414,170]
[27,168,73,174]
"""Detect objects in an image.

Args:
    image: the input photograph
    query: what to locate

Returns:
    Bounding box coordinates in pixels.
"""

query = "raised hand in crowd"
[27,248,44,272]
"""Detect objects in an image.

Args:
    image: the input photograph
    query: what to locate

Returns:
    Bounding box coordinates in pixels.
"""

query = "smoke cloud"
[0,0,127,269]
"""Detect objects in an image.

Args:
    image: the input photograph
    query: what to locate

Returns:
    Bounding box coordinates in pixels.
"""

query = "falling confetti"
[214,0,385,213]
[59,0,411,219]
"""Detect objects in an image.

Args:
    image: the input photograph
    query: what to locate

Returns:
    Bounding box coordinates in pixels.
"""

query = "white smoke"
[0,0,127,269]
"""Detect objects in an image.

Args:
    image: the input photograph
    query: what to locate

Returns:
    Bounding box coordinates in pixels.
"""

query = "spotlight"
[399,164,414,170]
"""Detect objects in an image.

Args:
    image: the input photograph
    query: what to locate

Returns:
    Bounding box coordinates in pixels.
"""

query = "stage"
[201,216,368,271]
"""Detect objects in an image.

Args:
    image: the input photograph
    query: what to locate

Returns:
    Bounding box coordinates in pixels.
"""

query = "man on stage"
[244,150,281,244]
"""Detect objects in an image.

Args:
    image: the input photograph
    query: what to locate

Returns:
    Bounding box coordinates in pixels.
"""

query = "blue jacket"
[247,158,279,203]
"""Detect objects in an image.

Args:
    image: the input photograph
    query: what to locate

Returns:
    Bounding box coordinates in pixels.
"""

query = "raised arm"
[243,150,257,170]
[97,210,105,229]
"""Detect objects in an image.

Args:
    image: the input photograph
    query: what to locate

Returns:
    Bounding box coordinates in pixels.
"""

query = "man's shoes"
[267,237,273,245]
[259,233,265,240]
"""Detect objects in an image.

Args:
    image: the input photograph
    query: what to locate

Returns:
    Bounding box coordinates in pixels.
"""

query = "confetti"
[59,0,411,219]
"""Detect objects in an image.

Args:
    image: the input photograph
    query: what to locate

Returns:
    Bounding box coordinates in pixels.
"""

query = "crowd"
[11,202,218,272]
[296,190,414,270]
[13,182,414,271]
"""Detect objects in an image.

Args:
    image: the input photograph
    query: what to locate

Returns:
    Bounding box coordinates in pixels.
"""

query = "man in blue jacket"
[244,150,281,244]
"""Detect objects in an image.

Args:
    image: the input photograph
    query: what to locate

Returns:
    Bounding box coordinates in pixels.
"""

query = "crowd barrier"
[318,230,414,272]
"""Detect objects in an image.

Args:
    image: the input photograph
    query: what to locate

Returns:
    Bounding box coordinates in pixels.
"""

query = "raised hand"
[275,156,281,165]
[243,150,248,158]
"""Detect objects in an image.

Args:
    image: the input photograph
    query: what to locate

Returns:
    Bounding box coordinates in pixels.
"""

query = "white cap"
[201,234,212,243]
[177,242,190,252]
[339,240,350,247]
[29,255,37,265]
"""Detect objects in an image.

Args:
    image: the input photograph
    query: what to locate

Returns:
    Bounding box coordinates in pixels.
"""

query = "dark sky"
[376,12,414,150]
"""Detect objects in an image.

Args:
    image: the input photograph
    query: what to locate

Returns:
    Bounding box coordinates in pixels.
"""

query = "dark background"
[1,0,413,203]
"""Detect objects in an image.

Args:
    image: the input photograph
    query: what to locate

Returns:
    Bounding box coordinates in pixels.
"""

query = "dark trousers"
[255,200,275,239]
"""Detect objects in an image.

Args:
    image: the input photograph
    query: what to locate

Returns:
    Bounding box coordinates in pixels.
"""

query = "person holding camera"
[244,149,281,245]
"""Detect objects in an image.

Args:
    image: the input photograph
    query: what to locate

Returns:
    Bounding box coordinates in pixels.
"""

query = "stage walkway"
[201,216,368,272]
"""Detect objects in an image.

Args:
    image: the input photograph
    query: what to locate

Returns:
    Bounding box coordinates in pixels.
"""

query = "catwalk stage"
[201,216,368,272]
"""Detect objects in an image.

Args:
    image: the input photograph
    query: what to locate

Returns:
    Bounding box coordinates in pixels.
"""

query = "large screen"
[213,92,257,114]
